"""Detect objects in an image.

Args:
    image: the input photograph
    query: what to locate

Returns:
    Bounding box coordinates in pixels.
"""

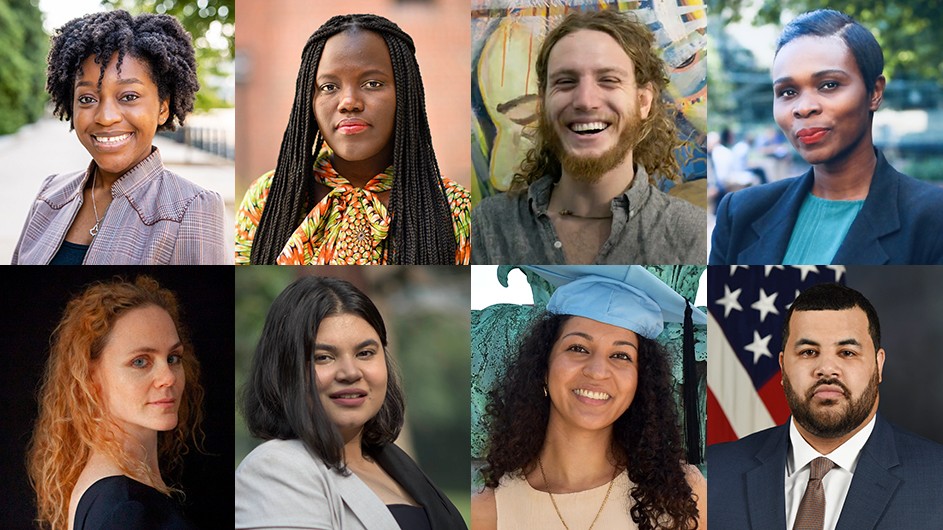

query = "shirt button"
[553,241,562,249]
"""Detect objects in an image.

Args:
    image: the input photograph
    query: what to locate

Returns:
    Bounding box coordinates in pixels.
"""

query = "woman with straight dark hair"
[710,9,943,265]
[234,14,470,265]
[235,276,466,530]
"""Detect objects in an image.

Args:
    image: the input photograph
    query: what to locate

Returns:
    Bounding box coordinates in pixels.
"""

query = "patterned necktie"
[793,457,835,530]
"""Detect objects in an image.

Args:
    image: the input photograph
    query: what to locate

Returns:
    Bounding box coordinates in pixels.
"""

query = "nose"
[95,96,121,126]
[813,354,841,379]
[792,92,821,119]
[155,359,178,388]
[572,79,601,111]
[581,353,610,380]
[335,355,363,383]
[338,86,364,113]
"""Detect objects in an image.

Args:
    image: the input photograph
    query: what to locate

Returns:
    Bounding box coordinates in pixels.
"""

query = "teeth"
[95,133,131,144]
[569,122,608,133]
[574,388,611,400]
[335,394,362,399]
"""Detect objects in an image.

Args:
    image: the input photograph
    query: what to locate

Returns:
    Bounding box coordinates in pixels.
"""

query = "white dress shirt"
[784,415,876,530]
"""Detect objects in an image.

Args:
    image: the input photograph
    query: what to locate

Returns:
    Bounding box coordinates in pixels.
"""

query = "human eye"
[566,343,589,354]
[319,82,338,94]
[356,348,378,359]
[76,94,97,105]
[313,352,333,364]
[363,80,384,89]
[131,357,150,368]
[119,93,140,102]
[610,351,634,362]
[820,81,840,91]
[797,348,817,357]
[599,76,620,85]
[839,349,858,358]
[776,87,797,99]
[168,352,183,365]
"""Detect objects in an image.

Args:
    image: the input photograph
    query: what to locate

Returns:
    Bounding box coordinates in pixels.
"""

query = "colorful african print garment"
[235,152,470,265]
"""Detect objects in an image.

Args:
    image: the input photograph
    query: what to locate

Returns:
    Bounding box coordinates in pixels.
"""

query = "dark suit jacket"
[707,415,943,529]
[710,150,943,264]
[373,443,468,529]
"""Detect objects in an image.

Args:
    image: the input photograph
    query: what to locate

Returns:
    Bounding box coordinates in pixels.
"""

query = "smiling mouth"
[568,121,610,135]
[93,133,133,145]
[573,388,611,401]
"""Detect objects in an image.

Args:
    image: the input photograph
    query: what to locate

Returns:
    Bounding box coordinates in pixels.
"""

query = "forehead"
[772,35,860,82]
[787,307,872,345]
[316,313,380,339]
[546,29,634,75]
[318,29,393,76]
[557,315,639,342]
[75,53,154,84]
[106,305,179,349]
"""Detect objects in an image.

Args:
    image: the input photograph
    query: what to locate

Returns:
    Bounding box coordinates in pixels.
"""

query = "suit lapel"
[740,172,814,264]
[836,416,901,530]
[746,423,790,529]
[333,468,401,530]
[833,151,899,264]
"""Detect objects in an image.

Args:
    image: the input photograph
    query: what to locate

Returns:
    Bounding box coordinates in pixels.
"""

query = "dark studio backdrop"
[0,266,235,530]
[845,266,943,444]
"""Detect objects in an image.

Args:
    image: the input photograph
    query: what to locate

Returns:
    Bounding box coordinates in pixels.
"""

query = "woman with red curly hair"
[26,276,203,530]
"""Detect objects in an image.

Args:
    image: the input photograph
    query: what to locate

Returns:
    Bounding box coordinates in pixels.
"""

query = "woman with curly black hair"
[473,271,706,530]
[234,14,470,265]
[13,10,226,265]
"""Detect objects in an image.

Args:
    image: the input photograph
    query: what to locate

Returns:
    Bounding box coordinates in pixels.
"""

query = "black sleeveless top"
[74,476,197,530]
[388,504,432,530]
[49,240,88,265]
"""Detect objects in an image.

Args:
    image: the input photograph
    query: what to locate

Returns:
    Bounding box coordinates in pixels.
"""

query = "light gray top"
[471,167,706,264]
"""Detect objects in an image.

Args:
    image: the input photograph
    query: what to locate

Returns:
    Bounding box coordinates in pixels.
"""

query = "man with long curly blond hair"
[472,10,705,265]
[26,276,203,530]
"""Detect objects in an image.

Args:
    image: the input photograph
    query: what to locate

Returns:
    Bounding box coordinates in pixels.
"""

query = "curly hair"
[26,276,204,530]
[249,14,457,264]
[515,10,682,187]
[240,276,405,474]
[480,313,699,530]
[46,10,199,131]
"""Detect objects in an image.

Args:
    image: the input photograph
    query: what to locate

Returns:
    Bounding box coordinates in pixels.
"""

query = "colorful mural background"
[471,0,707,203]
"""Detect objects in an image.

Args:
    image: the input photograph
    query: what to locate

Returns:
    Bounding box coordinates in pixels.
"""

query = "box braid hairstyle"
[250,14,457,265]
[46,10,199,132]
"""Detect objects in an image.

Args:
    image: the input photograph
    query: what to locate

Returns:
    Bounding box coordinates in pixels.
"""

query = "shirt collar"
[787,414,877,476]
[526,164,654,216]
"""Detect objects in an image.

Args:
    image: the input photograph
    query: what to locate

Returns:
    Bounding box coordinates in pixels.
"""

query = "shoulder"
[471,487,497,530]
[648,185,707,227]
[128,169,222,224]
[75,476,189,530]
[237,438,323,477]
[887,421,943,465]
[473,190,527,225]
[707,425,782,463]
[890,169,943,212]
[34,169,86,208]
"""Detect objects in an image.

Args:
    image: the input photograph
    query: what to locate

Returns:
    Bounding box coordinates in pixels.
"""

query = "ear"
[778,351,785,386]
[876,347,885,383]
[869,75,886,112]
[158,99,170,126]
[637,81,655,120]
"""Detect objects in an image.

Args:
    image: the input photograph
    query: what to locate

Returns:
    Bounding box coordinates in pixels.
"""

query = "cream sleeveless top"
[494,471,637,529]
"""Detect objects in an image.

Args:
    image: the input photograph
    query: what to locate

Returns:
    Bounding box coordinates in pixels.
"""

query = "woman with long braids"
[27,277,204,529]
[13,10,226,265]
[473,268,706,530]
[235,14,470,265]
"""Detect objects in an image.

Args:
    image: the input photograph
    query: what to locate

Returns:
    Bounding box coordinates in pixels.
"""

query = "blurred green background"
[234,266,472,524]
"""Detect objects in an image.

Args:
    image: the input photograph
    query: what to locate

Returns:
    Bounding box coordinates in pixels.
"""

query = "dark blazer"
[710,150,943,264]
[707,415,943,529]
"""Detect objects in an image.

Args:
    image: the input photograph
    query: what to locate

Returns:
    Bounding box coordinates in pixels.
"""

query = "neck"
[91,165,119,193]
[330,146,394,189]
[342,429,367,466]
[551,153,635,218]
[795,405,878,455]
[537,416,618,492]
[810,140,876,201]
[93,424,163,487]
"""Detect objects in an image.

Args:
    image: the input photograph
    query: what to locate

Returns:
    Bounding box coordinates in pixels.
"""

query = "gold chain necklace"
[537,457,616,530]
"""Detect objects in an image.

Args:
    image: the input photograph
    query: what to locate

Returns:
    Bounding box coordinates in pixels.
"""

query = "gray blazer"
[235,439,400,530]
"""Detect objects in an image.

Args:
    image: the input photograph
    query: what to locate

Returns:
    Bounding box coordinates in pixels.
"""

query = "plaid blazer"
[12,148,228,264]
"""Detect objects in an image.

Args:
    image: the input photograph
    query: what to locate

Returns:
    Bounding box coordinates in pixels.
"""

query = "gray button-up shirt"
[471,167,706,264]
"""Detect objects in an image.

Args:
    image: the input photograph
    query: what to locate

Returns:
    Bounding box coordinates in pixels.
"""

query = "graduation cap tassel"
[683,301,702,465]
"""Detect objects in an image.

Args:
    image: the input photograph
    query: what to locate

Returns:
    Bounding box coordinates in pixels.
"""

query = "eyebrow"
[561,331,638,349]
[549,67,628,78]
[314,339,380,352]
[793,337,862,348]
[125,342,184,355]
[317,68,391,80]
[75,77,147,89]
[772,69,851,86]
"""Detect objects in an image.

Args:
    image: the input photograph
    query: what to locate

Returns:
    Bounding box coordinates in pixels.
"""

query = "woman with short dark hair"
[710,9,943,265]
[14,10,226,264]
[235,276,466,530]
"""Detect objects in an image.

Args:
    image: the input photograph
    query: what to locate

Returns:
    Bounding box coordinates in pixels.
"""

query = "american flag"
[707,265,846,444]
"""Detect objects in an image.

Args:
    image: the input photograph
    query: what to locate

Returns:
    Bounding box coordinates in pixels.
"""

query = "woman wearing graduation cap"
[472,266,707,530]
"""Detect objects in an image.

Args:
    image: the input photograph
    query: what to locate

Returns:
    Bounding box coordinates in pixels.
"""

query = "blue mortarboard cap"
[521,265,706,339]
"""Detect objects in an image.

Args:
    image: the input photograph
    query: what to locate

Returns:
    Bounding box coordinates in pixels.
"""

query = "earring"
[543,385,548,397]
